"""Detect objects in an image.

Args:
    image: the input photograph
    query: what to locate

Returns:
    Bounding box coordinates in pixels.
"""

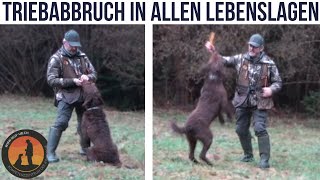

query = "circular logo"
[1,129,48,179]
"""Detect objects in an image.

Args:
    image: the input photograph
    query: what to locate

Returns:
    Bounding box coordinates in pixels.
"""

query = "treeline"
[0,25,145,110]
[153,25,320,115]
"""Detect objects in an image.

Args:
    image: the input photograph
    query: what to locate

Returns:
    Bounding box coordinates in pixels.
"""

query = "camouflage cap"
[64,29,81,47]
[248,34,264,47]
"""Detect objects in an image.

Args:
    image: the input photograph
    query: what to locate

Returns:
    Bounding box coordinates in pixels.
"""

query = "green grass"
[153,108,320,180]
[0,95,144,179]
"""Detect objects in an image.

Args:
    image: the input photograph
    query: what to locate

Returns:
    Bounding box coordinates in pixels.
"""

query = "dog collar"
[86,106,100,111]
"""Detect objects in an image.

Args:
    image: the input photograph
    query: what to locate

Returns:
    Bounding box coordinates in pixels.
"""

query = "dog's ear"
[200,61,211,75]
[98,96,104,106]
[92,95,104,107]
[82,95,92,109]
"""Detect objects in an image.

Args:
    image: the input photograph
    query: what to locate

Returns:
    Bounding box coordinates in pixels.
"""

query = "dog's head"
[210,56,224,78]
[82,82,104,109]
[201,52,225,81]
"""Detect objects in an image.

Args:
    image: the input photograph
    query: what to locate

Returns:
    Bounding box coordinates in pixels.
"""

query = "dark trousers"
[53,100,85,132]
[235,107,268,137]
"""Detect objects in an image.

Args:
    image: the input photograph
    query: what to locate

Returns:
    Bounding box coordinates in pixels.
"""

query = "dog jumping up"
[171,33,234,166]
[81,82,121,167]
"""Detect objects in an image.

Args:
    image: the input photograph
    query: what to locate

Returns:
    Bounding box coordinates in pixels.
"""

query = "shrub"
[302,91,320,118]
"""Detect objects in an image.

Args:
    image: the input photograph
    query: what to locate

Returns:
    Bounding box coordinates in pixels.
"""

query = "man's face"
[248,44,262,57]
[64,41,78,55]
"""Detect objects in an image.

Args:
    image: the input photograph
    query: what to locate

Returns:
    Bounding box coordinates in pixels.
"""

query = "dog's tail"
[170,121,187,134]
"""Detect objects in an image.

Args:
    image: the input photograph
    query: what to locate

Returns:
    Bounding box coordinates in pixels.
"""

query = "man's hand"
[205,41,215,53]
[73,78,83,86]
[80,75,89,81]
[262,87,273,97]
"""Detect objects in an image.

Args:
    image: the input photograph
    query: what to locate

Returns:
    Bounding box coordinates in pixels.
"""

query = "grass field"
[153,108,320,180]
[0,95,145,180]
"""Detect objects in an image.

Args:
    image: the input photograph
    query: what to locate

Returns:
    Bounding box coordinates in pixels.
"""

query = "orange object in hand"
[209,32,215,45]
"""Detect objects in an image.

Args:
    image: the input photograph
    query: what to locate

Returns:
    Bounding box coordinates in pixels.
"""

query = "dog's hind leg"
[86,148,98,162]
[186,134,199,164]
[198,128,213,166]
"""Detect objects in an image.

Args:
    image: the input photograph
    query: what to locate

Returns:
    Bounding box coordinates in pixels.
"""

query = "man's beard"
[249,51,258,57]
[69,49,77,55]
[62,46,78,57]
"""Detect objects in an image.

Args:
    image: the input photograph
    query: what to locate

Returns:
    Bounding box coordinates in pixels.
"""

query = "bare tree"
[0,25,145,110]
[153,25,320,112]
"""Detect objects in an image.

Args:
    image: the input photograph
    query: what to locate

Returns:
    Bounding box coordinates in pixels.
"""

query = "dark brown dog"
[81,82,121,167]
[171,52,234,166]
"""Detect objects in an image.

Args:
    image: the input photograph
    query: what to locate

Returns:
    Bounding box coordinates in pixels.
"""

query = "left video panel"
[0,25,145,179]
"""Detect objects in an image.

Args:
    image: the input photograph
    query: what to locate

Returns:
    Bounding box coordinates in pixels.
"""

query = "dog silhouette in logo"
[14,154,23,168]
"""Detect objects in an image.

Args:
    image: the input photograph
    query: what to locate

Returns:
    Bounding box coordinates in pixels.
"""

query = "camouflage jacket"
[47,46,97,104]
[222,52,282,109]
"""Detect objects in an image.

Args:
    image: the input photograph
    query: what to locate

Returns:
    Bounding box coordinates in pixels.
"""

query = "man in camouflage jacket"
[206,34,282,168]
[46,29,97,163]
